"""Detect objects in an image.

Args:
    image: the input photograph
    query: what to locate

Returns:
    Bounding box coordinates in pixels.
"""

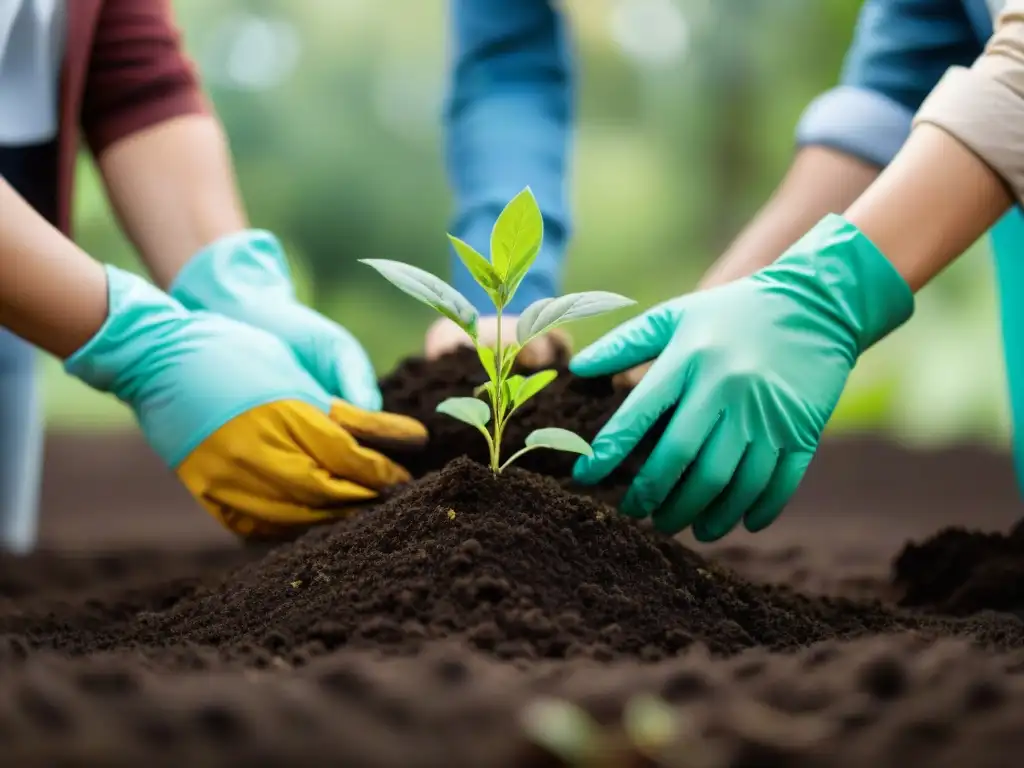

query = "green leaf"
[519,698,599,764]
[525,427,593,457]
[513,370,557,407]
[436,397,491,427]
[505,374,527,403]
[503,257,535,307]
[490,187,543,280]
[477,346,497,381]
[473,381,494,399]
[500,380,514,415]
[360,259,479,335]
[516,292,635,345]
[448,235,502,298]
[500,344,520,379]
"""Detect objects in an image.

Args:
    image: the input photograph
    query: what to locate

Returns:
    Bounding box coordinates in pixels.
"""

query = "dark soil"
[1,349,1023,766]
[380,347,663,504]
[894,518,1024,617]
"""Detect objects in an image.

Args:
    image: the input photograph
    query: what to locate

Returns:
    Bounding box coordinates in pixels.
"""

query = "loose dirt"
[1,348,1023,767]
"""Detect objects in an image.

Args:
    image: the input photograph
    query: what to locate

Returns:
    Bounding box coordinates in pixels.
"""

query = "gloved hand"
[570,214,914,541]
[170,230,382,411]
[67,266,427,540]
[424,315,571,368]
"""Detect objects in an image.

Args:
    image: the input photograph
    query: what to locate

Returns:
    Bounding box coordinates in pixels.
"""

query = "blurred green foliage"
[47,0,1008,447]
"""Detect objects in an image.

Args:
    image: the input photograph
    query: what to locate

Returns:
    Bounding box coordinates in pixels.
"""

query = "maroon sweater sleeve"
[81,0,209,157]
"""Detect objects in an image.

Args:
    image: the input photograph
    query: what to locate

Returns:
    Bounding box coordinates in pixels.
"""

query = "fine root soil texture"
[2,349,1024,767]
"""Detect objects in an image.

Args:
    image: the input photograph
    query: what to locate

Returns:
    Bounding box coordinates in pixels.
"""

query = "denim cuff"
[796,86,914,169]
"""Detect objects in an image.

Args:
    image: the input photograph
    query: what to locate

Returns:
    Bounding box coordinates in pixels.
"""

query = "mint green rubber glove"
[170,230,382,411]
[991,207,1024,497]
[66,266,335,467]
[571,214,914,541]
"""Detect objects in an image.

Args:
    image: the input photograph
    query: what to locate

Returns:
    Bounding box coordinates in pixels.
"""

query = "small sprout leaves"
[516,291,635,345]
[447,508,456,521]
[436,397,491,427]
[477,345,497,381]
[490,187,543,281]
[513,369,557,407]
[525,427,593,457]
[505,374,526,401]
[519,697,599,764]
[360,258,479,334]
[361,187,634,473]
[289,580,303,589]
[500,345,520,379]
[448,234,501,296]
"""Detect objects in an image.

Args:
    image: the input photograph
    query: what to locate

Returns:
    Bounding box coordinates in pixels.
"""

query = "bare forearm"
[0,180,108,358]
[699,146,880,288]
[99,114,248,289]
[846,124,1012,291]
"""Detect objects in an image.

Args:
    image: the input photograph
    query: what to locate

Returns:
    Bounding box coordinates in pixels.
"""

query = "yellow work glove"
[177,400,426,539]
[66,267,427,541]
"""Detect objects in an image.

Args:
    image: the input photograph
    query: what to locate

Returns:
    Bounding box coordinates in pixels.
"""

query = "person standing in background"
[0,0,424,551]
[424,0,573,366]
[425,0,1024,539]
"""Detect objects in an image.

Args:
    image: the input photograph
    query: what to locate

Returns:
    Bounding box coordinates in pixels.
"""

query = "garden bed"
[2,349,1023,767]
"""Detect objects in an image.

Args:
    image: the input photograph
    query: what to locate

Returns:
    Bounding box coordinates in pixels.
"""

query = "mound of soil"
[121,460,909,662]
[3,349,1024,765]
[894,519,1024,617]
[15,459,1024,670]
[385,348,1024,624]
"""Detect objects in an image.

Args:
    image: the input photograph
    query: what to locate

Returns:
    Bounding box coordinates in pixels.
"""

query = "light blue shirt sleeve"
[445,0,573,314]
[796,0,982,168]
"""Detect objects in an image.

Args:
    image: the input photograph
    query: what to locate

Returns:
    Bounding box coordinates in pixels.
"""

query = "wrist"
[170,229,295,313]
[64,266,188,398]
[763,214,914,353]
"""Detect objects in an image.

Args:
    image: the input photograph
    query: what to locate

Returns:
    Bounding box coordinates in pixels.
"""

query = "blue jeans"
[0,329,42,552]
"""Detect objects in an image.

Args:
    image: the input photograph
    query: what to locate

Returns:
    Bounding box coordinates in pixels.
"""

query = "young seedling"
[519,694,697,767]
[361,187,634,473]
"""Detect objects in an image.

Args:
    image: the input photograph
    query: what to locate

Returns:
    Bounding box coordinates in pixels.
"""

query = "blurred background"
[51,0,1008,448]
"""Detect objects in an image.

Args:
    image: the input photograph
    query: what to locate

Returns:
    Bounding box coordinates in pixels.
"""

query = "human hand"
[424,315,571,369]
[67,266,427,539]
[570,215,914,540]
[170,230,383,411]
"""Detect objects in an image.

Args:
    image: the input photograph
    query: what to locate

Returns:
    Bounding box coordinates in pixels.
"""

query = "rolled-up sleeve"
[915,2,1024,202]
[796,0,980,168]
[81,0,208,158]
[445,0,572,314]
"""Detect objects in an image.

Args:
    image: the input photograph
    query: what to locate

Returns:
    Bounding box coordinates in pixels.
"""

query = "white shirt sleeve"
[0,0,66,145]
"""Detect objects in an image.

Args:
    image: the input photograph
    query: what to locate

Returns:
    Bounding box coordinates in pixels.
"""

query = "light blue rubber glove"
[170,230,381,411]
[571,214,914,541]
[66,266,334,467]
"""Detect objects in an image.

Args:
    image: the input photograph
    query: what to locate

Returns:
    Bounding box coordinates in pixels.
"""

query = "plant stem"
[491,306,504,472]
[498,445,539,473]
